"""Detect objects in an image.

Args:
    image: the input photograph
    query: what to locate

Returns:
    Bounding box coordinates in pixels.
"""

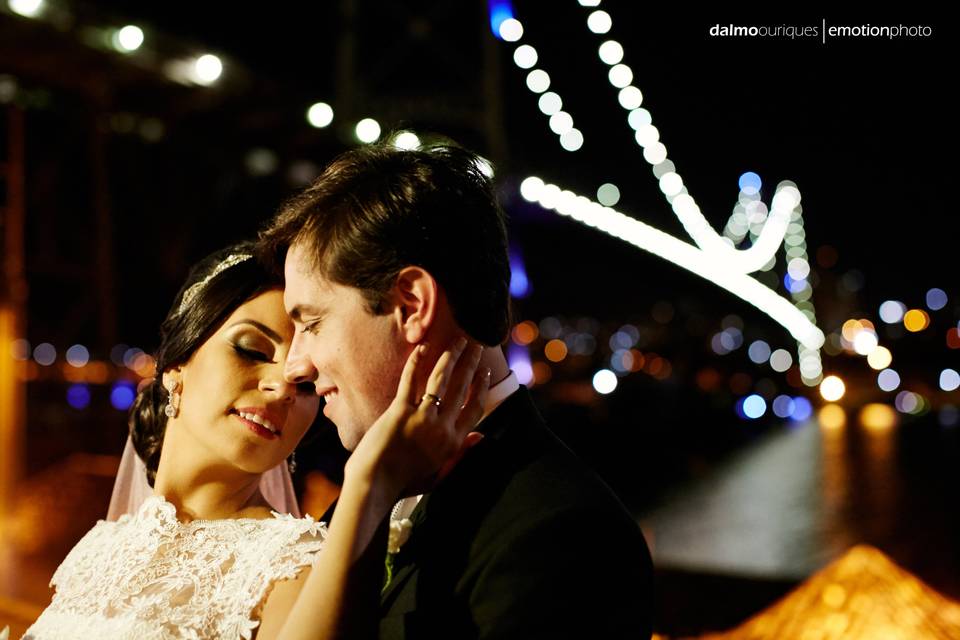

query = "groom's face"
[282,243,408,451]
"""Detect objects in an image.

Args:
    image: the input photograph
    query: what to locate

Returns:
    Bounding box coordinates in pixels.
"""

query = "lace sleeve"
[235,515,328,640]
[49,519,116,590]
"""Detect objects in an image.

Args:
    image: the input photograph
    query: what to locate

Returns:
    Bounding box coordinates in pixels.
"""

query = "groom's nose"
[284,333,318,385]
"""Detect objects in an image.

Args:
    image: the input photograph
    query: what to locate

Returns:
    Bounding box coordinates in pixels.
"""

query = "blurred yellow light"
[819,403,846,429]
[511,321,539,346]
[866,346,892,370]
[544,339,568,362]
[841,319,863,342]
[859,403,898,431]
[819,375,846,401]
[903,309,930,332]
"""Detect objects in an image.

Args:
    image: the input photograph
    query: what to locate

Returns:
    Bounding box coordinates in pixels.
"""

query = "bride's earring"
[164,379,181,418]
[287,450,297,474]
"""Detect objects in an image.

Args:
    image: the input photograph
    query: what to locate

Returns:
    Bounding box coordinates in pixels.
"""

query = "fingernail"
[484,367,492,379]
[456,336,468,350]
[418,343,428,355]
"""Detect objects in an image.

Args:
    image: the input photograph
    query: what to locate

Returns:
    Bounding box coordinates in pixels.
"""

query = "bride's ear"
[391,266,438,345]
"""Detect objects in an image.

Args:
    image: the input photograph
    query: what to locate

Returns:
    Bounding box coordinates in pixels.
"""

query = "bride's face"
[166,288,320,475]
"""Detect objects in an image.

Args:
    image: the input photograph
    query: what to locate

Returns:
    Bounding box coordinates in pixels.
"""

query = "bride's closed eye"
[232,344,271,362]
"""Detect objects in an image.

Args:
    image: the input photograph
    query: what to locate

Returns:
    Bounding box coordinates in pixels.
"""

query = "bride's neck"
[153,422,268,523]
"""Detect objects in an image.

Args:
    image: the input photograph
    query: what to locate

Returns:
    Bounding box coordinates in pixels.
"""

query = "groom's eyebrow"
[289,304,324,323]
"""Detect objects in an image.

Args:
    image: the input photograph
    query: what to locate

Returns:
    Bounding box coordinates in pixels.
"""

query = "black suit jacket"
[375,387,654,639]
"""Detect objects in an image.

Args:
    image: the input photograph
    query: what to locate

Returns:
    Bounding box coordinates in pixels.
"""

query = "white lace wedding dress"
[23,495,327,640]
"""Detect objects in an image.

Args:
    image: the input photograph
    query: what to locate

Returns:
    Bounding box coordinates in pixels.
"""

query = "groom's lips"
[317,386,338,416]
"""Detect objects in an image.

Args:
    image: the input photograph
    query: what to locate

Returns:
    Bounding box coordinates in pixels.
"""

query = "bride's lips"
[231,407,282,440]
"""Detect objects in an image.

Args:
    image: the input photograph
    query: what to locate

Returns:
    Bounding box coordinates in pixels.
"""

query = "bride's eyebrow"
[227,320,283,343]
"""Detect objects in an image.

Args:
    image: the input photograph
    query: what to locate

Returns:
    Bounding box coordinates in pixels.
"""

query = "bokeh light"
[512,321,539,346]
[818,404,846,430]
[866,346,892,370]
[525,69,551,93]
[597,40,624,65]
[738,394,767,419]
[544,339,568,362]
[596,183,620,206]
[33,342,56,366]
[748,340,771,364]
[307,102,334,128]
[877,368,901,392]
[537,92,562,115]
[513,44,538,69]
[592,369,617,394]
[392,131,420,150]
[878,300,906,324]
[791,396,813,421]
[355,118,381,143]
[193,54,223,85]
[11,338,30,360]
[113,25,144,52]
[903,309,930,332]
[65,344,90,368]
[940,368,960,392]
[859,403,898,431]
[110,382,136,410]
[586,10,612,34]
[67,384,91,410]
[772,395,795,418]
[769,349,793,372]
[498,18,524,42]
[819,375,846,402]
[925,287,948,311]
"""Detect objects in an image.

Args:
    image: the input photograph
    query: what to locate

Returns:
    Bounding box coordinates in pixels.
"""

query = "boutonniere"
[1,624,9,640]
[384,517,413,591]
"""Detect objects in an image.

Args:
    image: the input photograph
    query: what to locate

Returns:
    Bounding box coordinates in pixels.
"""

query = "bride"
[22,242,489,639]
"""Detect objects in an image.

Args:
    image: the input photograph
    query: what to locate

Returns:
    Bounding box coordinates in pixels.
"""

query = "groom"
[260,142,654,638]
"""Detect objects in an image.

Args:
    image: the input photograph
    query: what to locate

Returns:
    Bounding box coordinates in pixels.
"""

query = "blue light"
[926,287,948,311]
[790,396,813,421]
[110,381,136,411]
[509,247,531,298]
[771,394,795,418]
[742,394,767,419]
[488,0,515,39]
[67,384,91,410]
[506,343,532,385]
[783,273,807,294]
[738,171,762,195]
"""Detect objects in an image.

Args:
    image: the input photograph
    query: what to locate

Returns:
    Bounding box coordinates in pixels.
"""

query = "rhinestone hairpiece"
[177,253,253,315]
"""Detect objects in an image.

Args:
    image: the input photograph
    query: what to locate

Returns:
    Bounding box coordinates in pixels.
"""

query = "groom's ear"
[391,266,438,345]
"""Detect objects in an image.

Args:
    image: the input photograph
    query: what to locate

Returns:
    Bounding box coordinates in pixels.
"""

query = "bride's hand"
[345,337,490,497]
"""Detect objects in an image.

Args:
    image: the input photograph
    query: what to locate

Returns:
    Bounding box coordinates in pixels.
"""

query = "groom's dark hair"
[259,141,512,346]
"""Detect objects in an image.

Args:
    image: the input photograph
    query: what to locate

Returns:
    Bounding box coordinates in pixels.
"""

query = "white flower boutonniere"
[388,517,413,555]
[1,624,9,640]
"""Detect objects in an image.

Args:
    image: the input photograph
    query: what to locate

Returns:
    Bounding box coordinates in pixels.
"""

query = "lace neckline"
[133,494,297,527]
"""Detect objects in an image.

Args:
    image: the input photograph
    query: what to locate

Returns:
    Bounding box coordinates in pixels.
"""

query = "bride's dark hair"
[130,241,283,486]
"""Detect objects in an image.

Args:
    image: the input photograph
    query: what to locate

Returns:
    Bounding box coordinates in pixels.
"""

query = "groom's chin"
[335,422,364,452]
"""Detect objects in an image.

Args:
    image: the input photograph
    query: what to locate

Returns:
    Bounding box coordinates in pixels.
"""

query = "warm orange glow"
[646,356,664,376]
[699,545,960,639]
[629,349,645,371]
[696,367,721,391]
[819,403,847,430]
[652,360,672,380]
[947,328,960,349]
[132,353,157,378]
[532,361,552,384]
[903,309,930,332]
[841,319,864,342]
[511,320,539,346]
[544,339,568,362]
[859,403,899,432]
[86,361,110,384]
